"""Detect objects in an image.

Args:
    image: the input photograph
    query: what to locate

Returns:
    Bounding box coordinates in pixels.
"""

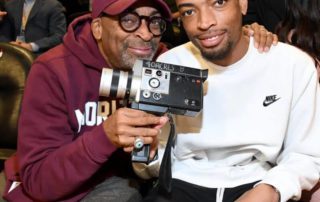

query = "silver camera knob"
[149,78,160,88]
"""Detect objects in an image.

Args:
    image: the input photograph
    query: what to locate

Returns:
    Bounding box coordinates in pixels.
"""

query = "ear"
[91,18,102,40]
[239,0,248,15]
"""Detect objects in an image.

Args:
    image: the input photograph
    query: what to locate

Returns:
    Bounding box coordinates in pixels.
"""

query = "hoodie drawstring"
[216,187,225,202]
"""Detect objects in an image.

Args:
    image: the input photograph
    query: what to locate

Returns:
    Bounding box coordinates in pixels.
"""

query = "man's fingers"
[118,107,153,118]
[123,146,134,153]
[0,11,7,16]
[242,24,254,37]
[245,23,275,52]
[103,108,166,149]
[153,116,169,129]
[127,116,163,127]
[272,34,278,45]
[254,28,276,52]
[126,127,160,138]
[116,108,163,127]
[121,136,156,153]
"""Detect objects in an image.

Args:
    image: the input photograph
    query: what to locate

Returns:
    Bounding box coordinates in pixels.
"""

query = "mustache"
[125,40,158,50]
[196,29,227,39]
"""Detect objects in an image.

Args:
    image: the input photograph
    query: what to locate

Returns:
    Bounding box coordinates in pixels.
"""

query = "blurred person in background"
[0,0,6,20]
[276,0,320,201]
[58,0,91,25]
[275,0,320,81]
[243,0,286,32]
[0,0,13,39]
[0,0,66,55]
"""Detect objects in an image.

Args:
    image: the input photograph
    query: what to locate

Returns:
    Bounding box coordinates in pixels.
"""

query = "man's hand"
[10,41,33,51]
[236,183,280,202]
[102,108,168,153]
[0,11,6,16]
[243,22,278,52]
[0,11,7,21]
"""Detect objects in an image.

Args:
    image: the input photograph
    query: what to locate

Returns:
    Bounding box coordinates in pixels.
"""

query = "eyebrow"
[129,9,162,16]
[177,3,195,9]
[150,10,162,16]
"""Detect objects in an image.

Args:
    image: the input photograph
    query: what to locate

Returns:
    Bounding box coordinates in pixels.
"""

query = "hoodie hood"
[63,14,107,71]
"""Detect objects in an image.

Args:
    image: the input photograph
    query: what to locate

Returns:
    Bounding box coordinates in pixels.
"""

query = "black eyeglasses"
[118,12,167,37]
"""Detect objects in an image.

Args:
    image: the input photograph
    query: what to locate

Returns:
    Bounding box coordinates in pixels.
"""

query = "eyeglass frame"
[100,11,167,37]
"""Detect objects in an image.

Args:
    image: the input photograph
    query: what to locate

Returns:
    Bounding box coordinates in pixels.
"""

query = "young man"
[140,0,320,201]
[0,0,277,201]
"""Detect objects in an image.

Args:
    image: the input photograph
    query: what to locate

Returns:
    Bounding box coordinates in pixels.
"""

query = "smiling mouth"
[198,32,225,48]
[128,46,153,57]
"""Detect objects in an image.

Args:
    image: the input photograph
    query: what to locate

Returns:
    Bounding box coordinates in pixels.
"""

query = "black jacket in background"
[0,0,4,10]
[243,0,286,32]
[0,0,15,42]
[0,0,66,54]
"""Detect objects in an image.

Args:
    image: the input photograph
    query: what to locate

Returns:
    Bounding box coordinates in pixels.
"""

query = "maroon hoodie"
[3,14,168,201]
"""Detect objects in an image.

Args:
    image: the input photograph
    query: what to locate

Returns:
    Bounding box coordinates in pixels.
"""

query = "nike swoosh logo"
[263,98,280,107]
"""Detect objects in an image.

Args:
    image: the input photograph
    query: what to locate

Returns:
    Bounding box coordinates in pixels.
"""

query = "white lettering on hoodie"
[75,101,117,133]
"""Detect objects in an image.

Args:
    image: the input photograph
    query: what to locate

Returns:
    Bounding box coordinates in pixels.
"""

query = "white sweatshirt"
[133,38,320,202]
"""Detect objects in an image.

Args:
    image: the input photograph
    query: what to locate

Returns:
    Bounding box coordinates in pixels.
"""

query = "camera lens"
[99,68,140,100]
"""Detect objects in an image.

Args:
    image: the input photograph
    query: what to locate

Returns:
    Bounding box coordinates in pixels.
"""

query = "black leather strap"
[157,113,175,196]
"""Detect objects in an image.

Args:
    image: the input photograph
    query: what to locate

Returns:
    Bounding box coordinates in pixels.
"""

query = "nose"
[135,20,154,41]
[197,7,217,30]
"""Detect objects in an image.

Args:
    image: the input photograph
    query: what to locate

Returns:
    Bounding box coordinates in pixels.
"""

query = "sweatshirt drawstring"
[216,187,225,202]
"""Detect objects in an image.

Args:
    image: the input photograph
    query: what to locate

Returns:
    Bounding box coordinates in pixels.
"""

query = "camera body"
[99,59,208,162]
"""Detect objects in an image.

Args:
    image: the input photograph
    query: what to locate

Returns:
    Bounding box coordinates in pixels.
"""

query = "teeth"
[206,35,218,40]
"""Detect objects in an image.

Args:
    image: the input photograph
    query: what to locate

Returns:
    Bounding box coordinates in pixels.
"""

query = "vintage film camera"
[99,59,208,162]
